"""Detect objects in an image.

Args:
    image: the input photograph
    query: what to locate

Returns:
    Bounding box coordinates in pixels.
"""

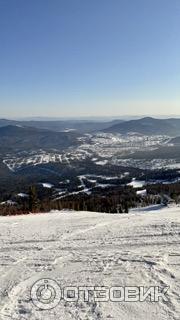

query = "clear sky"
[0,0,179,118]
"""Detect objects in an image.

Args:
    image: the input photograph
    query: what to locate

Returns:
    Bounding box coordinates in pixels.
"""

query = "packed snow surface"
[0,206,180,319]
[127,179,145,188]
[41,183,54,189]
[136,189,147,196]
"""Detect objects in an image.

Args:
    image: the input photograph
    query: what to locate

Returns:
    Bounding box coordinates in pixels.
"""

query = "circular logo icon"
[31,279,61,310]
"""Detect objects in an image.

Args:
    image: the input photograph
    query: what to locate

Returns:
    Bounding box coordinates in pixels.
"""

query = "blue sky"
[0,0,179,118]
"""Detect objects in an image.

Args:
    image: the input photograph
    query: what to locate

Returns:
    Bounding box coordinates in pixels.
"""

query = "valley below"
[1,117,180,213]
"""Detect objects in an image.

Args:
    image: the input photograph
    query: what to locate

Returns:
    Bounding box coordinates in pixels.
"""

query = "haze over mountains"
[1,117,180,136]
[0,118,124,134]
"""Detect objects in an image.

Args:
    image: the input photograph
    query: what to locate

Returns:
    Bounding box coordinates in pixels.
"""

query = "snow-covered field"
[0,207,180,319]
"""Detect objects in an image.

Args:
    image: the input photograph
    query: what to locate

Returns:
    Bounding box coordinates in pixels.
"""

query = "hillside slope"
[170,136,180,145]
[0,125,79,152]
[104,117,180,136]
[0,206,179,319]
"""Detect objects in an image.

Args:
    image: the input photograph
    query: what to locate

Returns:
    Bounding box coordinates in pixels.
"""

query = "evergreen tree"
[29,186,39,212]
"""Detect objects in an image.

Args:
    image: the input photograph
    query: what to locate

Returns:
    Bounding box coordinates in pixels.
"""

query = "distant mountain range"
[103,117,180,136]
[1,118,180,155]
[0,118,124,133]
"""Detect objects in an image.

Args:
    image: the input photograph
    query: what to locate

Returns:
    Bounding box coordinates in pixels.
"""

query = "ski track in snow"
[0,207,180,319]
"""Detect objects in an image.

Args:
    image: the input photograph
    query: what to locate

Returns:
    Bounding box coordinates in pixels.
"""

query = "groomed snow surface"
[0,206,180,319]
